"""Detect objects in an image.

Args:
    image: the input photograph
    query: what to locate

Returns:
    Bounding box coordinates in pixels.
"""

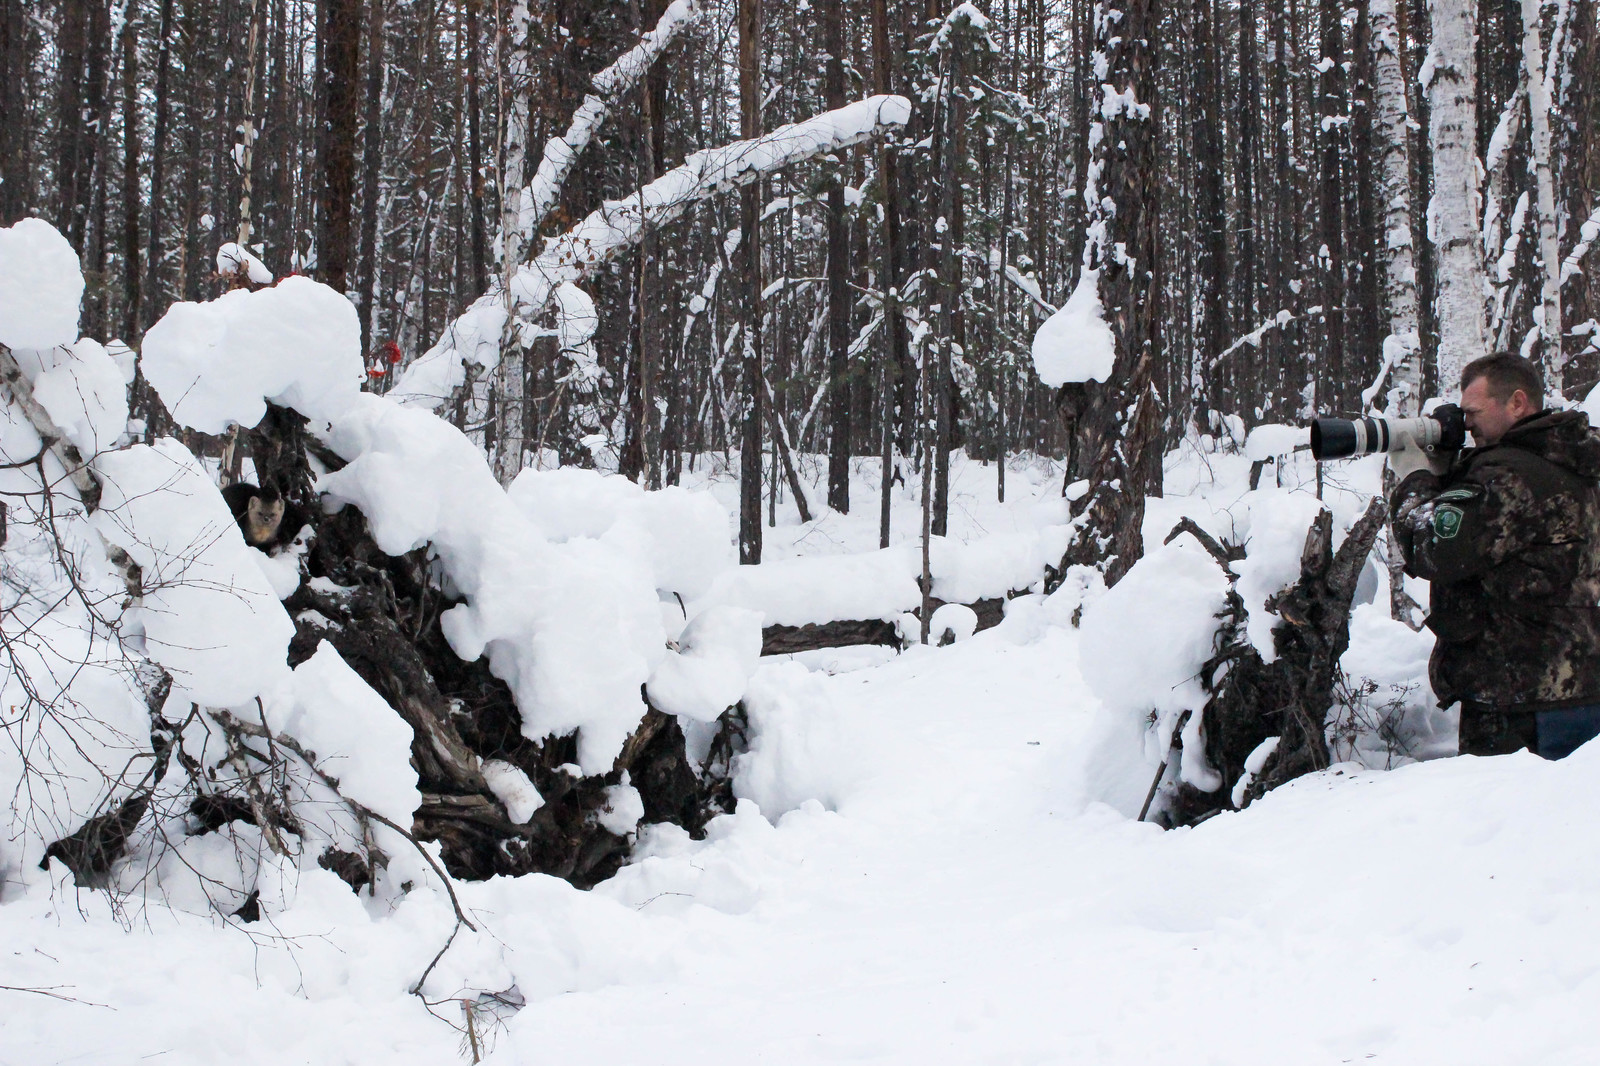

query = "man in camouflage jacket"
[1392,352,1600,759]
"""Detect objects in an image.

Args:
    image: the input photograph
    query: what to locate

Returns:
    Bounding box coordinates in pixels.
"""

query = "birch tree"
[1371,0,1421,416]
[1519,0,1564,394]
[490,0,533,483]
[1426,0,1487,396]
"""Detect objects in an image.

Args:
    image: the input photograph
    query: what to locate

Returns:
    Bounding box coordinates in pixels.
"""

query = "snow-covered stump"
[1161,499,1388,826]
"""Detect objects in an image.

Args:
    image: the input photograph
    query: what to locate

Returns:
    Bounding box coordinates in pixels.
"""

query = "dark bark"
[55,0,90,252]
[143,0,175,324]
[1235,0,1260,408]
[872,0,906,546]
[1349,0,1380,395]
[737,0,762,565]
[463,0,488,293]
[758,595,1013,656]
[1059,0,1164,589]
[1318,0,1347,410]
[0,0,30,223]
[316,0,361,291]
[1191,0,1229,423]
[824,0,851,514]
[120,6,141,338]
[356,0,385,354]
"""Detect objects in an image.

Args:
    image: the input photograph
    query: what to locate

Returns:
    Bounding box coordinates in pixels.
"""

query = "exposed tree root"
[1162,498,1387,826]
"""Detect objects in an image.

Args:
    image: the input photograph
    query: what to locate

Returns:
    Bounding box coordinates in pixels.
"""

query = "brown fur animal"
[220,483,307,551]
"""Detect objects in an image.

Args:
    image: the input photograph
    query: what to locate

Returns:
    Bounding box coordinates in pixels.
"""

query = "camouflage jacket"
[1392,409,1600,713]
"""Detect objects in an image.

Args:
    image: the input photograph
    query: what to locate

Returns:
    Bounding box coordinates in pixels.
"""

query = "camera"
[1309,403,1467,461]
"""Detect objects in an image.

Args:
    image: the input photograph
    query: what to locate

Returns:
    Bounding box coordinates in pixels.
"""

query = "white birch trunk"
[1371,0,1421,416]
[1482,88,1524,348]
[492,0,533,484]
[1426,0,1487,398]
[1520,0,1564,397]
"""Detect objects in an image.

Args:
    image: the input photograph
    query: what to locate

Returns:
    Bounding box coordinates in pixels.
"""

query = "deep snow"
[5,453,1599,1065]
[5,598,1600,1064]
[3,215,1595,1065]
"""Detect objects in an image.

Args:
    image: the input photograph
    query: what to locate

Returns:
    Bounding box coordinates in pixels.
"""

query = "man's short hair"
[1462,352,1545,410]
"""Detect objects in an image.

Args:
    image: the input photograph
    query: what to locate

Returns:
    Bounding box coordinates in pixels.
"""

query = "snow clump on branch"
[141,277,365,433]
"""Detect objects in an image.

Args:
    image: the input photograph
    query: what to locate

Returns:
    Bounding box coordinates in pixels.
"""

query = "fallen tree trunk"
[758,594,1016,655]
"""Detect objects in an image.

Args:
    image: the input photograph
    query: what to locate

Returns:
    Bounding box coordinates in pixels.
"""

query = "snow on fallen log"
[394,94,912,409]
[694,526,1069,651]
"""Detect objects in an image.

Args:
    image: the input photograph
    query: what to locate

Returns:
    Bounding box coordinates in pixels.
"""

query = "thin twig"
[208,708,477,992]
[0,984,116,1009]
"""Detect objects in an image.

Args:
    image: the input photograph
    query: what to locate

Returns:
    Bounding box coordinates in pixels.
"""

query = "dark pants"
[1458,703,1600,759]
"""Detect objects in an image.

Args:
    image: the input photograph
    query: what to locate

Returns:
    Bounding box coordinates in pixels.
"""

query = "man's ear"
[1509,388,1534,415]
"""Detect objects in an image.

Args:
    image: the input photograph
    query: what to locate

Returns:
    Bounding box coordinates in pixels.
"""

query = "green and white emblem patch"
[1433,504,1465,540]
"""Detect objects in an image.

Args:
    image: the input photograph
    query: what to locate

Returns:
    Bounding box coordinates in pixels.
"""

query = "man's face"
[1461,377,1534,446]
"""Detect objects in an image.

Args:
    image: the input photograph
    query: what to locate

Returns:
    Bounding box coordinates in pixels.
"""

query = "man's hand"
[1388,442,1450,481]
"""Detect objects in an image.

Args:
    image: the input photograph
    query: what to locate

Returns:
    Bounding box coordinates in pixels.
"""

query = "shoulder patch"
[1433,504,1465,540]
[1435,486,1482,503]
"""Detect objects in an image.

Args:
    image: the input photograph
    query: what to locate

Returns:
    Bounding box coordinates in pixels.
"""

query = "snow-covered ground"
[6,448,1599,1065]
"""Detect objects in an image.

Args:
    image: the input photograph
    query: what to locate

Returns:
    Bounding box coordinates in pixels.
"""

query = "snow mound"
[1335,602,1450,765]
[928,528,1066,603]
[1230,491,1327,660]
[141,276,364,434]
[699,547,921,627]
[1243,422,1309,461]
[509,466,732,599]
[597,775,646,836]
[0,218,82,350]
[320,394,665,774]
[11,338,129,455]
[929,602,979,643]
[1079,541,1229,722]
[216,242,274,285]
[1580,382,1600,425]
[1031,268,1115,386]
[735,661,858,817]
[1077,540,1232,806]
[91,439,294,707]
[483,760,545,824]
[278,641,421,826]
[696,530,1064,631]
[647,605,763,722]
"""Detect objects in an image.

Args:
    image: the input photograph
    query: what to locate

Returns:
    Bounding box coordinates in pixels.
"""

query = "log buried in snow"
[759,595,1011,655]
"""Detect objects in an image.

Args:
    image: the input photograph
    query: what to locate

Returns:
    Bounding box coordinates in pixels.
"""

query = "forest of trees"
[4,0,1599,570]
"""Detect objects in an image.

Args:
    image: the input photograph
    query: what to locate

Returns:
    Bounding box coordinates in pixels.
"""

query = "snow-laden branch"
[1210,306,1323,367]
[394,94,912,409]
[517,94,909,314]
[518,0,700,240]
[1561,206,1600,286]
